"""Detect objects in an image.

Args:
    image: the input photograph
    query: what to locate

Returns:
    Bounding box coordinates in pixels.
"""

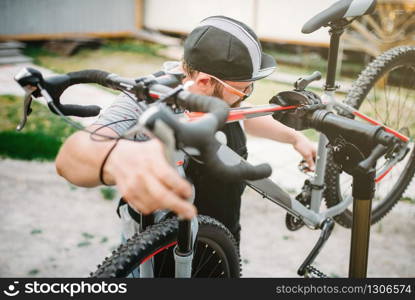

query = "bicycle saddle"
[301,0,376,34]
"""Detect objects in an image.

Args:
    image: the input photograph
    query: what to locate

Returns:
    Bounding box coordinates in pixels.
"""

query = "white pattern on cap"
[197,17,262,79]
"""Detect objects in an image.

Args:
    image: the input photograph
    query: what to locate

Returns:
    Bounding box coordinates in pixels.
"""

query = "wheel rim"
[139,237,232,278]
[338,63,415,212]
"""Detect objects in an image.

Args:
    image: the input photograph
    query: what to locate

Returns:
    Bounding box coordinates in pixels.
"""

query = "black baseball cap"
[184,16,277,82]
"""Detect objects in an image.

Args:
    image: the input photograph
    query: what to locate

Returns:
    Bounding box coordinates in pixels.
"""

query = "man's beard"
[210,82,240,108]
[212,83,223,99]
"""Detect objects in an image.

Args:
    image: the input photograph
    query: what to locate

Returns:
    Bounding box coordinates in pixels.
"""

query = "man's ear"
[194,72,213,93]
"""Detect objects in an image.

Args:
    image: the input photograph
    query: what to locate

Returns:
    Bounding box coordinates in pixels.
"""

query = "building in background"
[1,0,414,56]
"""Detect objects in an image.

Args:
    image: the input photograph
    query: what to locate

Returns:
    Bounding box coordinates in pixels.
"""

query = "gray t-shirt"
[93,94,144,137]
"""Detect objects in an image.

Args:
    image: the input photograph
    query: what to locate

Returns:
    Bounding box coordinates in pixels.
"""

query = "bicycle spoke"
[193,248,216,277]
[401,97,415,133]
[207,259,222,277]
[193,243,209,274]
[397,81,402,130]
[383,78,391,125]
[216,271,225,278]
[398,71,415,130]
[366,88,382,120]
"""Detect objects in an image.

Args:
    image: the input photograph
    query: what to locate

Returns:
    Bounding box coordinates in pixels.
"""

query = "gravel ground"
[0,155,414,278]
[1,62,414,278]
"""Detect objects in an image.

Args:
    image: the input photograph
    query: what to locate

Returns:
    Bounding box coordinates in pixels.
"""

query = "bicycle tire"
[325,46,415,228]
[91,215,241,278]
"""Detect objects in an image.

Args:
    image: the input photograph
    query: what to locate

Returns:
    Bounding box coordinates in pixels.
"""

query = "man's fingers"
[161,196,197,220]
[305,155,315,171]
[118,179,155,214]
[153,160,192,199]
[144,175,196,219]
[149,140,193,199]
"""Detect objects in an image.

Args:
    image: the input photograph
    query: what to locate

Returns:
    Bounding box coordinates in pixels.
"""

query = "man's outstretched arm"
[55,125,196,218]
[243,114,317,170]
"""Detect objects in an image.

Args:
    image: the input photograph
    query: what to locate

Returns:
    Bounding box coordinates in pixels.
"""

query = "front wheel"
[91,215,241,278]
[325,46,415,228]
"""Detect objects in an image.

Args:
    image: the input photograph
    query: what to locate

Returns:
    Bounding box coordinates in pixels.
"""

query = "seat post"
[325,21,347,91]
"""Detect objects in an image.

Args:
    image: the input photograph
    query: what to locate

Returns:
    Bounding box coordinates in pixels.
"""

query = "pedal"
[303,265,328,278]
[297,218,335,276]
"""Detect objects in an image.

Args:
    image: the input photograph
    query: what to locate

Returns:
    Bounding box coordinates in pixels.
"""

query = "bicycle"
[14,0,414,278]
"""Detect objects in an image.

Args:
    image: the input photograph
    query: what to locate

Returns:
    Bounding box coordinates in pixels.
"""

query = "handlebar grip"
[375,129,398,146]
[309,110,383,149]
[206,157,272,181]
[140,105,272,182]
[66,69,112,86]
[40,70,112,117]
[48,102,101,117]
[204,139,272,181]
[229,161,272,181]
[43,70,112,101]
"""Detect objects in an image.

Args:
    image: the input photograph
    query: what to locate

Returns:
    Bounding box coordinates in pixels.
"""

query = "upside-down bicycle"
[14,0,414,278]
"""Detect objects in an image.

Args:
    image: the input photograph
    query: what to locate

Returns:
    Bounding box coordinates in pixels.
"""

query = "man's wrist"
[101,139,122,185]
[290,130,304,146]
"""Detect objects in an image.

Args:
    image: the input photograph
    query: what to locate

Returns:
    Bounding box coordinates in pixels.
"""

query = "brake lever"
[16,90,35,131]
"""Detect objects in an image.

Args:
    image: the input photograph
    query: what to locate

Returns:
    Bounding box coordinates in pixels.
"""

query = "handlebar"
[139,98,272,181]
[14,67,272,182]
[308,110,397,148]
[308,109,400,173]
[270,87,403,174]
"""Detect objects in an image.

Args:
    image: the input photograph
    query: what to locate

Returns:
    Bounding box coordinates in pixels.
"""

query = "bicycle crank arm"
[297,218,335,276]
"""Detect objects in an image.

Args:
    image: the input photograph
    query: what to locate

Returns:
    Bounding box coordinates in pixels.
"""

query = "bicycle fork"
[139,215,199,278]
[173,217,199,278]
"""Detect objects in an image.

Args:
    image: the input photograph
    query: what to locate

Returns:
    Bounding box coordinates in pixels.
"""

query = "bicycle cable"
[40,85,152,143]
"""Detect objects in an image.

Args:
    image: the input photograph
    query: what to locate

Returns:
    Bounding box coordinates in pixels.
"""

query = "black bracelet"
[99,139,120,186]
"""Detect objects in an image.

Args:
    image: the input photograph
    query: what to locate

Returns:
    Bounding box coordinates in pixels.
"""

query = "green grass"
[102,39,165,56]
[77,241,91,247]
[30,229,43,235]
[402,196,415,204]
[82,232,94,239]
[27,269,40,276]
[100,187,117,201]
[23,44,58,66]
[23,40,166,77]
[0,95,77,161]
[265,46,365,81]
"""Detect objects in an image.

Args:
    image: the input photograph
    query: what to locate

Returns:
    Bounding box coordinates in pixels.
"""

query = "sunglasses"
[208,75,254,103]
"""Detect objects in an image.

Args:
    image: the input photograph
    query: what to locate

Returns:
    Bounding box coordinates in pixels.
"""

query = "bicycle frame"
[127,19,412,278]
[184,20,410,230]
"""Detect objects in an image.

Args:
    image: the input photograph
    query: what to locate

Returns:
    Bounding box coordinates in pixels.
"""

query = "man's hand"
[104,139,196,219]
[293,134,317,171]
